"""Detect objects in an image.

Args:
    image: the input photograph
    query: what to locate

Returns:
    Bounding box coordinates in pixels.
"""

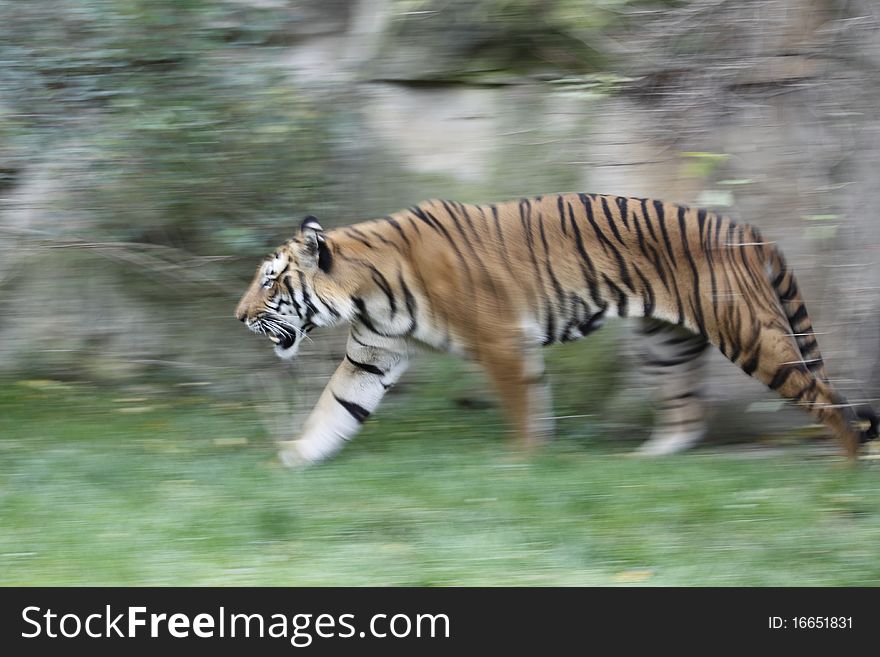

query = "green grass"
[2,357,880,586]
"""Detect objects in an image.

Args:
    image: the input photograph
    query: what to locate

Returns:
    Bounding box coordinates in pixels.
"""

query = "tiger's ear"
[299,216,332,273]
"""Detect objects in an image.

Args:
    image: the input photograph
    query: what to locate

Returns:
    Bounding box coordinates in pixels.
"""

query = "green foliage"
[3,380,880,585]
[680,151,730,179]
[379,0,683,81]
[77,58,331,254]
[0,0,334,255]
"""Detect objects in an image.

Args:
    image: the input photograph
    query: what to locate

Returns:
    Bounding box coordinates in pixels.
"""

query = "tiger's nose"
[235,307,248,323]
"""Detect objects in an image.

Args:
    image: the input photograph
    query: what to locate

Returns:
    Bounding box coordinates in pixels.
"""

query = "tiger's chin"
[269,334,302,360]
[273,342,301,360]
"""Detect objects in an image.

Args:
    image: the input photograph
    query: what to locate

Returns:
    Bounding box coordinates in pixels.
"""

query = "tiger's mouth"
[246,315,299,351]
[267,333,296,350]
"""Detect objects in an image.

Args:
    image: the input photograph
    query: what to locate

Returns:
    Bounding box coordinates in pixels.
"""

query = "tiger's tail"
[766,246,878,446]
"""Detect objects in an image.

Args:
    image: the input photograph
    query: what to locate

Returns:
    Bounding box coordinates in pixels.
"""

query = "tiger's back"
[236,193,878,465]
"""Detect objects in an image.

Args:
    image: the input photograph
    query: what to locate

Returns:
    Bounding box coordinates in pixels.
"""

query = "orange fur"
[236,194,876,463]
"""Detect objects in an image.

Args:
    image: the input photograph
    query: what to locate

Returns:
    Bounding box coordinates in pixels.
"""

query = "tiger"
[234,193,878,466]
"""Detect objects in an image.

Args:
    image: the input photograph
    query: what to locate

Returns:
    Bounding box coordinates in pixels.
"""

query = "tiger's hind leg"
[722,320,863,460]
[478,335,554,450]
[636,319,710,456]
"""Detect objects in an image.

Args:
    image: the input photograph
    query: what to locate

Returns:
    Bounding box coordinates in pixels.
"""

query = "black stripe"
[645,242,670,292]
[443,200,497,294]
[653,200,685,324]
[490,204,510,263]
[368,265,397,318]
[768,363,807,391]
[640,198,659,243]
[723,223,760,328]
[489,203,532,308]
[799,337,818,354]
[580,193,612,255]
[351,297,378,333]
[779,279,798,302]
[412,205,473,282]
[645,356,695,368]
[313,290,341,318]
[789,304,808,326]
[601,196,626,245]
[383,216,412,249]
[678,206,706,335]
[612,245,635,293]
[806,358,825,373]
[557,195,568,237]
[560,305,582,341]
[490,204,502,238]
[772,269,787,290]
[616,196,630,229]
[736,226,766,294]
[632,205,649,258]
[333,394,371,423]
[654,200,675,257]
[456,202,483,246]
[538,213,566,308]
[349,329,374,349]
[793,378,818,403]
[579,308,606,335]
[634,205,670,291]
[441,200,469,240]
[727,337,741,363]
[369,228,402,253]
[705,215,719,329]
[298,271,320,320]
[591,200,635,293]
[520,199,553,327]
[399,271,418,335]
[519,205,562,346]
[697,208,707,243]
[676,339,709,359]
[283,277,305,319]
[741,353,759,376]
[543,301,556,346]
[641,319,666,335]
[404,213,422,236]
[634,265,655,318]
[410,206,446,237]
[663,333,703,346]
[346,355,385,377]
[706,215,740,356]
[567,203,603,306]
[602,274,628,318]
[344,227,374,249]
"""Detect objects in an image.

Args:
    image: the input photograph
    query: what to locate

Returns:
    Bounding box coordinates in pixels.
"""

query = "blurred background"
[2,0,880,586]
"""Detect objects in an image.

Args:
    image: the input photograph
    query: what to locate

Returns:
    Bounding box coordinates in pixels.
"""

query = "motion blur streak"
[1,1,878,587]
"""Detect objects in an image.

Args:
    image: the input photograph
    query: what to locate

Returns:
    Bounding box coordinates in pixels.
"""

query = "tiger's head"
[235,216,342,360]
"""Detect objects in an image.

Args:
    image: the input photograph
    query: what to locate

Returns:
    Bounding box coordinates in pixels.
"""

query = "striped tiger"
[234,193,878,466]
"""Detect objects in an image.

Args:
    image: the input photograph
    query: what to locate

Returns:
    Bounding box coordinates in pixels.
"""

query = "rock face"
[2,0,879,436]
[320,0,880,433]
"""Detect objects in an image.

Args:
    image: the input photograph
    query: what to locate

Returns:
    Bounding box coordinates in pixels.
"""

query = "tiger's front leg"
[278,330,409,467]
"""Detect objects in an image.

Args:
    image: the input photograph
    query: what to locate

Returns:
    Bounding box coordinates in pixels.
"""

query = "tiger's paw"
[635,428,706,456]
[277,440,310,469]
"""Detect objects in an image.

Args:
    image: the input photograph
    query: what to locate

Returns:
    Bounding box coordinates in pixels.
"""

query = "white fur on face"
[274,337,303,360]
